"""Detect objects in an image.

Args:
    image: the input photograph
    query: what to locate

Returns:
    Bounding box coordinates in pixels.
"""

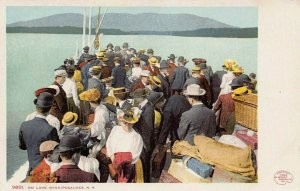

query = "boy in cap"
[31,140,60,182]
[77,46,90,65]
[19,92,60,179]
[177,84,216,144]
[50,70,68,128]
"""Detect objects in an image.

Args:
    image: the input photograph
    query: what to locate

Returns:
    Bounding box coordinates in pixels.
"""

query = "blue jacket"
[19,117,59,174]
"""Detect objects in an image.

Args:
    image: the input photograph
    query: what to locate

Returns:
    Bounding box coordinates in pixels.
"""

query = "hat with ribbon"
[149,76,162,88]
[62,112,78,126]
[168,54,177,60]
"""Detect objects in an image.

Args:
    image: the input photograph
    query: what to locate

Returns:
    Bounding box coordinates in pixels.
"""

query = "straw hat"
[223,59,237,71]
[148,57,159,65]
[130,57,140,64]
[96,52,105,59]
[139,49,145,54]
[232,86,252,97]
[232,66,244,74]
[92,65,102,75]
[34,92,55,108]
[113,87,130,100]
[121,110,139,124]
[62,112,78,126]
[184,84,206,96]
[191,66,201,72]
[149,76,162,88]
[79,88,101,102]
[103,96,117,106]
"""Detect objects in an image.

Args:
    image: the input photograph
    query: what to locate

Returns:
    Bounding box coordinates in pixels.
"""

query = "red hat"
[34,88,56,97]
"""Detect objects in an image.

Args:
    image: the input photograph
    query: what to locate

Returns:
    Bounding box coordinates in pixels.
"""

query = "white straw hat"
[184,84,206,96]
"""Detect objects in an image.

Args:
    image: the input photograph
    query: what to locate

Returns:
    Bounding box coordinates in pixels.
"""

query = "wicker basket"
[233,94,258,131]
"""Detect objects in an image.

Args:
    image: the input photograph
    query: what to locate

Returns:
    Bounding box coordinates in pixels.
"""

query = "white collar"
[192,102,203,106]
[36,113,47,119]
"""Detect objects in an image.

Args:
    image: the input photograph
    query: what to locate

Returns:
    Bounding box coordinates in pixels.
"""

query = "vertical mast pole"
[82,7,86,49]
[88,7,92,48]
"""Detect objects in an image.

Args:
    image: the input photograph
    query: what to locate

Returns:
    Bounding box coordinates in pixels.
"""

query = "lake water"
[6,33,257,180]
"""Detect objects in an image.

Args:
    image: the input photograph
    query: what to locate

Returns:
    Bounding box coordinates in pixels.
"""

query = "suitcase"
[212,166,255,183]
[235,129,258,150]
[183,157,213,179]
[151,145,167,178]
[159,170,181,183]
[168,159,211,183]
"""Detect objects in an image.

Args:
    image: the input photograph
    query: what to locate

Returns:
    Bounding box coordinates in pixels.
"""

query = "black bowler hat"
[159,60,169,69]
[168,54,177,60]
[34,92,54,108]
[83,46,89,50]
[147,91,164,106]
[57,135,82,153]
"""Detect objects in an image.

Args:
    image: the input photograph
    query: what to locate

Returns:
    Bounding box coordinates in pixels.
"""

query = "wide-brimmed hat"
[147,48,154,54]
[92,65,102,75]
[140,70,150,77]
[54,69,67,77]
[34,92,55,108]
[130,88,148,98]
[178,56,188,63]
[96,52,105,59]
[48,85,60,96]
[39,140,59,152]
[192,58,206,64]
[147,91,164,106]
[107,43,114,48]
[148,57,159,65]
[192,66,201,73]
[149,76,162,88]
[121,109,139,124]
[223,59,237,71]
[159,60,169,69]
[79,88,101,102]
[62,112,78,126]
[168,54,177,60]
[184,84,206,96]
[232,66,244,74]
[103,96,117,106]
[238,74,251,83]
[83,46,89,50]
[57,135,82,153]
[113,87,130,100]
[130,57,140,64]
[122,42,129,48]
[34,87,56,97]
[232,86,252,97]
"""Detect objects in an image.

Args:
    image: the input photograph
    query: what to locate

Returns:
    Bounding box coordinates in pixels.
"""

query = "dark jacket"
[50,82,67,125]
[177,104,216,145]
[157,73,171,99]
[171,66,189,90]
[130,81,146,92]
[55,164,98,182]
[19,117,59,174]
[81,62,96,90]
[111,65,126,88]
[157,95,191,146]
[211,71,227,103]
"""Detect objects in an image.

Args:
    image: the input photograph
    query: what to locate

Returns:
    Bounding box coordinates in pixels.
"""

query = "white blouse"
[106,126,143,164]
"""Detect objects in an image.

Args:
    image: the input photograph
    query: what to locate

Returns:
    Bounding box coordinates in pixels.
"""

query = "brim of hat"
[183,90,206,96]
[103,96,117,106]
[34,99,54,108]
[123,115,139,124]
[62,113,78,126]
[149,62,158,65]
[150,80,161,88]
[57,145,83,153]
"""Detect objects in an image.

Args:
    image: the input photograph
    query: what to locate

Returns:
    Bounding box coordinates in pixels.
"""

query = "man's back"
[55,164,98,182]
[172,66,189,90]
[19,118,59,171]
[112,65,126,88]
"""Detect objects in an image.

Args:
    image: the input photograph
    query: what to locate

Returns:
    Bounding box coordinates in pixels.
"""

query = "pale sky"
[6,6,257,28]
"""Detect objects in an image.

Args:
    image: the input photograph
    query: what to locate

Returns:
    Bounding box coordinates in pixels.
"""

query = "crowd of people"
[18,42,257,183]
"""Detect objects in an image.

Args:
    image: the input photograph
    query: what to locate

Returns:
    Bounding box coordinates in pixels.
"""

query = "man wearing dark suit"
[50,69,68,128]
[54,135,98,182]
[133,95,155,183]
[19,92,60,177]
[177,84,216,145]
[111,57,126,88]
[81,55,97,90]
[156,95,191,148]
[157,60,171,99]
[171,56,190,95]
[76,46,90,65]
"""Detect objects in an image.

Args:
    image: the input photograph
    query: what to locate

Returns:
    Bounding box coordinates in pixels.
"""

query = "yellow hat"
[232,66,244,74]
[224,59,237,71]
[139,49,145,53]
[79,88,101,102]
[232,86,252,97]
[62,112,78,126]
[148,57,159,65]
[93,65,102,71]
[122,110,139,124]
[100,49,107,53]
[96,52,105,58]
[192,66,201,72]
[103,57,109,62]
[130,57,140,64]
[150,76,161,87]
[103,96,117,106]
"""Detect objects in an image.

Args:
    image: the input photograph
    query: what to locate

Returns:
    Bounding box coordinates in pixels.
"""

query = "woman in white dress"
[106,108,143,182]
[219,59,237,96]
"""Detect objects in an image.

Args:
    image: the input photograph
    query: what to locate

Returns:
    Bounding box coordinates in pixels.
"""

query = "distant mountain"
[7,13,236,32]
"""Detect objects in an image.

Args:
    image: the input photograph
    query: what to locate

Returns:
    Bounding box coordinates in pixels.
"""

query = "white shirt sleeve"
[78,156,100,181]
[131,133,144,164]
[46,114,61,133]
[90,105,108,140]
[105,126,117,158]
